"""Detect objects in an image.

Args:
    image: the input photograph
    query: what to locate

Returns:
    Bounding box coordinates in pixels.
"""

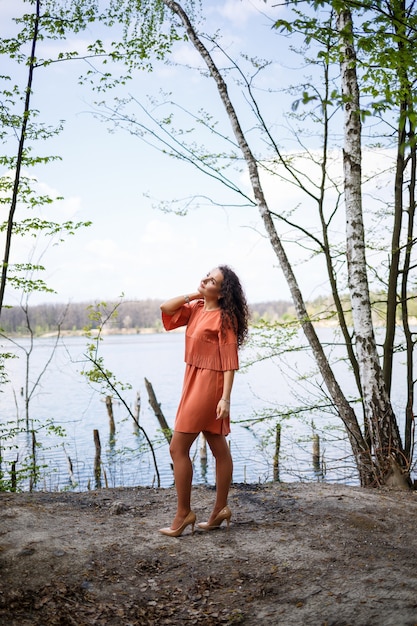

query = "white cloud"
[212,0,277,28]
[141,220,177,245]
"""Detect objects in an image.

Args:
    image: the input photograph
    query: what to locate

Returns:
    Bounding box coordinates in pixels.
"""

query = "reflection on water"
[1,330,413,491]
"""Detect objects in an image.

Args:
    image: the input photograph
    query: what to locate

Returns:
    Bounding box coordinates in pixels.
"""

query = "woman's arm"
[217,370,235,419]
[160,291,201,315]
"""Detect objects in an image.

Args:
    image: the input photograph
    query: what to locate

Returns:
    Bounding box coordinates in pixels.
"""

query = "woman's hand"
[216,398,230,420]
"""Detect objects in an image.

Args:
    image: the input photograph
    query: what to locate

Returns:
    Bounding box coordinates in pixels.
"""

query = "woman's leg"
[169,431,199,528]
[204,432,233,523]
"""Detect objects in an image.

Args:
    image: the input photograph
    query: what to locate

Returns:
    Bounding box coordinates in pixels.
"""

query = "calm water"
[1,329,414,490]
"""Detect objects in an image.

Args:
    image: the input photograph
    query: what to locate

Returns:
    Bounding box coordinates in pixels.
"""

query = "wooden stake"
[93,429,102,489]
[273,423,281,482]
[134,391,141,429]
[312,433,321,473]
[63,445,76,487]
[11,459,17,492]
[144,377,172,443]
[200,433,207,460]
[105,396,116,439]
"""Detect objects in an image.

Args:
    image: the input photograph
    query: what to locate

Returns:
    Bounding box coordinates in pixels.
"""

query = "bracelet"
[184,295,190,304]
[221,398,230,403]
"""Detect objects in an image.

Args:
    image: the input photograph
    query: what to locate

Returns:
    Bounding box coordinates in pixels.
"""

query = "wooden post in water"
[273,423,281,482]
[63,445,76,487]
[11,459,17,492]
[200,433,207,460]
[144,377,172,443]
[312,433,321,474]
[93,429,102,489]
[134,391,141,430]
[199,433,207,480]
[105,396,116,439]
[30,430,37,491]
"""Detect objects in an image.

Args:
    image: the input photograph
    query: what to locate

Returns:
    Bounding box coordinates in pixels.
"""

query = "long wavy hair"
[218,265,249,348]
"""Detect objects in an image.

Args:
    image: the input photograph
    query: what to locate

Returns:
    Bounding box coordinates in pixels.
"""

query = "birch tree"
[337,7,406,484]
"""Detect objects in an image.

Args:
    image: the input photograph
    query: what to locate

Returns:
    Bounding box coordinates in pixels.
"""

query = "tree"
[0,0,99,490]
[336,5,407,484]
[0,0,106,315]
[85,0,416,487]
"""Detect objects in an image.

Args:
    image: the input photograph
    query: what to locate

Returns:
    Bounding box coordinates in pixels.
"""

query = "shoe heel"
[159,510,196,538]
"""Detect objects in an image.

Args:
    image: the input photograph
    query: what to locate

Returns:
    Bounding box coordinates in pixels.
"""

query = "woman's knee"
[169,432,197,461]
[169,439,183,461]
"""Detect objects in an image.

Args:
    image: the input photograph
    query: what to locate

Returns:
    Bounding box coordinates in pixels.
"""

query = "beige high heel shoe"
[197,506,232,531]
[159,511,196,537]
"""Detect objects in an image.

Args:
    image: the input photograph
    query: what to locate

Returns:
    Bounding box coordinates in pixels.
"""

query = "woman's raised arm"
[160,291,201,315]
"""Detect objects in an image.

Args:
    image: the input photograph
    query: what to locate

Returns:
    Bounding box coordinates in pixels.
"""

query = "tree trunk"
[0,0,40,316]
[389,0,416,464]
[401,125,416,461]
[337,9,409,486]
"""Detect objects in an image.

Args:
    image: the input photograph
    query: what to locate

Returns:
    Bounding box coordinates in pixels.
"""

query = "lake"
[1,328,414,490]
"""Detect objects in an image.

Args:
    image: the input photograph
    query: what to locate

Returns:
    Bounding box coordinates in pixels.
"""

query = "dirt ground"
[1,482,417,626]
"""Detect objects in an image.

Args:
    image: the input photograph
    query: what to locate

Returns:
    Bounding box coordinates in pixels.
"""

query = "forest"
[2,294,417,335]
[0,299,297,334]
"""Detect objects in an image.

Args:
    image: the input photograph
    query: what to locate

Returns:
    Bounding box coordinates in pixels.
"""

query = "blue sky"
[0,0,392,307]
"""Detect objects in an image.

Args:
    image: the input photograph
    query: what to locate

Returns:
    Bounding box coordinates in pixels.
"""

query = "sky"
[0,0,394,308]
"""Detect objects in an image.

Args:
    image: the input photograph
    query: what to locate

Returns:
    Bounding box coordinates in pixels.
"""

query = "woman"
[159,265,249,537]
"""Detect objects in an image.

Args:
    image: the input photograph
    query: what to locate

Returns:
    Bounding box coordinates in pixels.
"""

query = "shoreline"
[10,316,417,339]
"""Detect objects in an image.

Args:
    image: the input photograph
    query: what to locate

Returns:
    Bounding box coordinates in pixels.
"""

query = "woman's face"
[199,268,224,298]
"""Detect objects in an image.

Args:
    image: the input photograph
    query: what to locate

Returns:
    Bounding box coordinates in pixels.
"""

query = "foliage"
[81,298,161,486]
[0,417,66,492]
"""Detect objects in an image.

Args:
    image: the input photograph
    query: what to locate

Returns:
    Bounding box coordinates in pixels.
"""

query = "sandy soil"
[1,482,417,626]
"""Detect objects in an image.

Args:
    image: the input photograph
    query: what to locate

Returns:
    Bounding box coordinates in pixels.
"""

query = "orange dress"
[162,300,239,435]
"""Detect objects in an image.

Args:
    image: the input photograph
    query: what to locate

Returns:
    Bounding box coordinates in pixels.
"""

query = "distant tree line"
[2,293,416,336]
[0,299,295,335]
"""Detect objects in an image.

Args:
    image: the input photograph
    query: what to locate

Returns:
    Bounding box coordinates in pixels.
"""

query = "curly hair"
[217,265,250,348]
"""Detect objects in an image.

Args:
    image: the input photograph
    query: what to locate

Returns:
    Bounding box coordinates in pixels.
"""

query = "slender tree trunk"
[383,99,405,394]
[401,125,416,461]
[337,9,408,485]
[383,0,410,396]
[164,0,376,486]
[317,56,363,407]
[389,0,416,464]
[0,0,40,316]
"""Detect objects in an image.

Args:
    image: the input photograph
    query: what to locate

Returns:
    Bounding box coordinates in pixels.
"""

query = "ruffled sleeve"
[219,325,239,371]
[219,342,239,370]
[162,303,193,331]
